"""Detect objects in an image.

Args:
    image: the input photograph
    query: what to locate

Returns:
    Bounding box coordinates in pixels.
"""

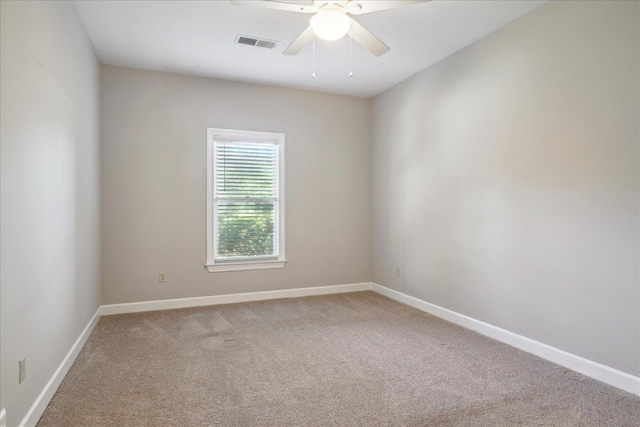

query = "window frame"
[206,128,286,273]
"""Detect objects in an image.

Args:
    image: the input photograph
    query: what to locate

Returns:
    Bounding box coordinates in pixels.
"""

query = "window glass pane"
[216,200,276,257]
[215,142,278,199]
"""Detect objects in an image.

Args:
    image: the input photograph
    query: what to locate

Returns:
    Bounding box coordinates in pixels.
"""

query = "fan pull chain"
[349,36,353,77]
[312,36,316,79]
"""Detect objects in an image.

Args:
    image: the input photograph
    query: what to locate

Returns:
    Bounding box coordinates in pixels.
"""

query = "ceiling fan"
[230,1,431,57]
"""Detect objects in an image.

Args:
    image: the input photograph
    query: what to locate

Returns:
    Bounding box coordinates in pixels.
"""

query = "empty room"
[1,0,639,426]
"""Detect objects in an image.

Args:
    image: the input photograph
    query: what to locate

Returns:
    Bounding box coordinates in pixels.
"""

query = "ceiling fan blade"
[283,26,315,55]
[347,18,389,56]
[346,0,431,15]
[312,1,349,7]
[230,1,317,14]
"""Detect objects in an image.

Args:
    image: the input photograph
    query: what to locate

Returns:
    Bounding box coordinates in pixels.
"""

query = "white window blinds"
[213,139,280,261]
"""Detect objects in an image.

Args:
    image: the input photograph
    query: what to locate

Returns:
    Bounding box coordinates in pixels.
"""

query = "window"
[206,128,285,272]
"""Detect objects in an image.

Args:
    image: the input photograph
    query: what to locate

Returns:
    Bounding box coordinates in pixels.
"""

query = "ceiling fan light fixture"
[310,11,351,41]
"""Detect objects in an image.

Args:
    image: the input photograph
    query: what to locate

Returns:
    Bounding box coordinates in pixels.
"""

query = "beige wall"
[0,1,101,425]
[100,66,371,304]
[371,0,640,376]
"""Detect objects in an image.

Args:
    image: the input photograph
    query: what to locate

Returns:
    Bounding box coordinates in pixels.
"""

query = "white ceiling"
[74,0,548,98]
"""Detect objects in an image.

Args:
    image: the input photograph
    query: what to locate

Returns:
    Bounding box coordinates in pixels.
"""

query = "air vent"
[235,35,277,49]
[237,36,257,46]
[256,40,277,49]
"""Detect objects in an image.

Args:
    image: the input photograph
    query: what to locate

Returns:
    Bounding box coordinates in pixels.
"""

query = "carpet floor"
[37,291,640,426]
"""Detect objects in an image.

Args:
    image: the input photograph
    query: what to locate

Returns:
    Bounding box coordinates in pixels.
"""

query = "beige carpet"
[38,292,640,426]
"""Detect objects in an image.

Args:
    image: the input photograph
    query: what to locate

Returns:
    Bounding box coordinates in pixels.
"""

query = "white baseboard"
[101,282,373,316]
[19,307,102,427]
[371,283,640,396]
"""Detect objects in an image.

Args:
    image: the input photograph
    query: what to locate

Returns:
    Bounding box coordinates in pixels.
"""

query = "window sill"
[206,259,287,273]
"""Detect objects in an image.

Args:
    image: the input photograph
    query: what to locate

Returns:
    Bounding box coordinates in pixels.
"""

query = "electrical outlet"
[396,267,401,277]
[0,408,7,427]
[18,357,26,384]
[159,272,166,283]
